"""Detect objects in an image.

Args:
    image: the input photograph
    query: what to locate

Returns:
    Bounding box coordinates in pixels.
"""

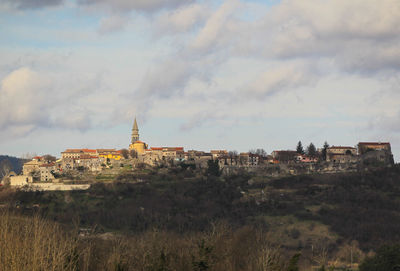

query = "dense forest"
[1,164,400,270]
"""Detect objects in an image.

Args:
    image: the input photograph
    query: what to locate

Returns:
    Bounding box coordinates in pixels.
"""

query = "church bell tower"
[131,117,139,144]
[129,117,147,155]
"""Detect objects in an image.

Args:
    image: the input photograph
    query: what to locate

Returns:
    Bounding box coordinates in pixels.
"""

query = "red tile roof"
[149,147,184,151]
[328,146,355,149]
[63,149,81,153]
[358,142,390,146]
[82,149,97,153]
[63,148,97,153]
[211,150,227,154]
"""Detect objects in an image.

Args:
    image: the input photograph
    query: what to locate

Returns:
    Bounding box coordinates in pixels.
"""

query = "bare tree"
[129,149,137,159]
[311,238,331,267]
[43,154,57,163]
[120,149,129,159]
[228,151,238,157]
[0,160,12,178]
[255,149,267,157]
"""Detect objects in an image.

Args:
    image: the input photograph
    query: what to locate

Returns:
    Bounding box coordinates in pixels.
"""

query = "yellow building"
[97,149,122,160]
[129,117,148,155]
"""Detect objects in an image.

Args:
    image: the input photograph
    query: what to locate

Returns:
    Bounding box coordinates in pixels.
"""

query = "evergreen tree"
[207,159,221,177]
[321,141,329,161]
[296,141,305,155]
[307,143,317,158]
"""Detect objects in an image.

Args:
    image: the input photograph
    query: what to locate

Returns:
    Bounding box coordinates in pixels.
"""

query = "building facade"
[358,142,391,155]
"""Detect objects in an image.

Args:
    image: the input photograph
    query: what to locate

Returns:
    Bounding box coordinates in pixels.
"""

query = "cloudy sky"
[1,0,400,160]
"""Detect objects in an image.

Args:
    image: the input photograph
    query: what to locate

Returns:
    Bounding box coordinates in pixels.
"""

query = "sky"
[0,0,400,160]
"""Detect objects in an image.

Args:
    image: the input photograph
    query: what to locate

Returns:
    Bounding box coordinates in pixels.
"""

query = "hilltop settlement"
[3,118,394,189]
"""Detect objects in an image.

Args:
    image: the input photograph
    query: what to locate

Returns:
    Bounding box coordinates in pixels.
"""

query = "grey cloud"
[98,14,130,34]
[106,60,191,124]
[77,0,194,13]
[137,59,194,100]
[256,0,400,74]
[180,113,212,131]
[3,0,63,9]
[180,111,232,131]
[186,0,400,77]
[335,44,400,74]
[102,0,400,129]
[54,112,92,131]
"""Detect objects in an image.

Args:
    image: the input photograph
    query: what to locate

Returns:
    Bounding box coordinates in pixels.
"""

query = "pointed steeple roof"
[131,117,140,144]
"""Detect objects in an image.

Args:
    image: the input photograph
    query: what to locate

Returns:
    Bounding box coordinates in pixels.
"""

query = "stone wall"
[222,161,360,177]
[9,175,33,186]
[22,183,90,191]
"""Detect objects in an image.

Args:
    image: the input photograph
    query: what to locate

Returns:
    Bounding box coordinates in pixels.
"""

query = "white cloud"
[190,0,240,52]
[248,0,400,73]
[0,68,51,130]
[156,3,210,34]
[0,67,98,137]
[101,0,400,128]
[239,65,316,99]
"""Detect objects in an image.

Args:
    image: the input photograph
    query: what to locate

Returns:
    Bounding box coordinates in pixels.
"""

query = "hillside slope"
[1,165,400,269]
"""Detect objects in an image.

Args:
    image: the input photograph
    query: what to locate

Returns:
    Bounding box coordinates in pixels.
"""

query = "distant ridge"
[0,155,27,178]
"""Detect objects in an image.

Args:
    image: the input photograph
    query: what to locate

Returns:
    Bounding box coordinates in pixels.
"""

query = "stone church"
[129,117,147,155]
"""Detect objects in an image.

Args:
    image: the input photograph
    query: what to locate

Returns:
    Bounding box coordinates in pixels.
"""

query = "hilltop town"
[3,118,394,189]
[0,118,399,271]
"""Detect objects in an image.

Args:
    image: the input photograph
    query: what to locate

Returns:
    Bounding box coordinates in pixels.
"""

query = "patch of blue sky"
[0,6,101,49]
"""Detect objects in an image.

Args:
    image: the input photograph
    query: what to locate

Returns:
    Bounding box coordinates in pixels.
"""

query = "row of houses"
[57,142,393,172]
[127,118,393,168]
[138,148,263,168]
[61,148,122,161]
[140,142,392,168]
[271,142,392,164]
[20,149,124,182]
[15,141,393,185]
